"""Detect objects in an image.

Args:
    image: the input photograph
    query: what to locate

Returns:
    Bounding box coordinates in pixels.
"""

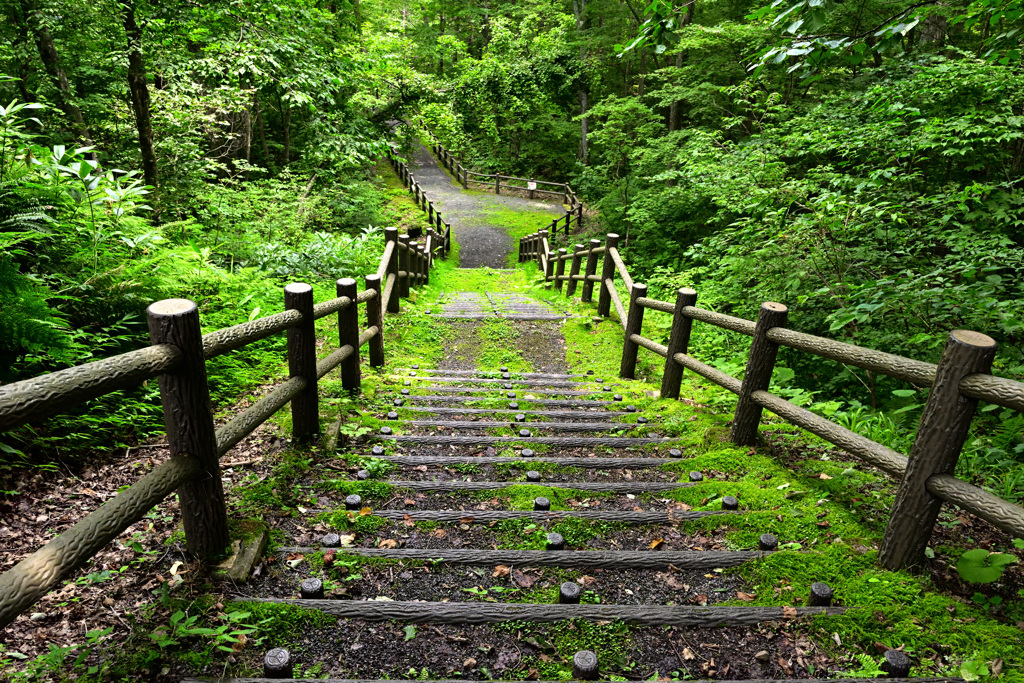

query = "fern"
[0,255,70,378]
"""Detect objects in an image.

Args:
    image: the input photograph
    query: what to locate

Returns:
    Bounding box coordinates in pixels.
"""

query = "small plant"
[844,653,886,677]
[955,549,1017,583]
[150,608,264,654]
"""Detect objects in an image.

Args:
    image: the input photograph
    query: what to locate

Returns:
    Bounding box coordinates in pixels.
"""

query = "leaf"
[339,533,356,547]
[378,539,398,549]
[459,516,475,524]
[359,507,372,516]
[782,606,798,619]
[649,538,664,549]
[818,473,832,480]
[492,565,510,578]
[404,625,417,642]
[736,591,757,601]
[956,549,1017,583]
[403,514,415,527]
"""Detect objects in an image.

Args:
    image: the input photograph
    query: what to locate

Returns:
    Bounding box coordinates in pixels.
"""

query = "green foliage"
[956,549,1018,583]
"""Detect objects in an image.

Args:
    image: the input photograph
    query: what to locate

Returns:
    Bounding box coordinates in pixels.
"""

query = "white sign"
[527,181,537,190]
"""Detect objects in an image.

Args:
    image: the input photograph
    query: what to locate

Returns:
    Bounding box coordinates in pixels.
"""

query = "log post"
[337,278,361,393]
[147,299,228,558]
[538,230,550,273]
[462,166,468,189]
[661,288,698,399]
[398,234,411,300]
[581,238,601,303]
[385,227,399,314]
[365,274,385,367]
[496,174,501,195]
[285,283,319,440]
[428,201,434,223]
[409,240,420,285]
[730,302,788,445]
[596,233,620,317]
[566,243,584,298]
[879,330,997,569]
[620,283,647,378]
[578,203,584,228]
[529,179,535,199]
[554,248,567,292]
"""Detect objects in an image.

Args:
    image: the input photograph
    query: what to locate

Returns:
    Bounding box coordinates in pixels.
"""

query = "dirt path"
[411,146,563,268]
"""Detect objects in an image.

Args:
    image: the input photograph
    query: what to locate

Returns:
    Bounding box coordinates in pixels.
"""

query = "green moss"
[235,601,337,641]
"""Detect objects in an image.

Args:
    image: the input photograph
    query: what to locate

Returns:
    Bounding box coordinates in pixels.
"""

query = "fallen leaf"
[414,465,428,472]
[359,507,372,516]
[492,565,510,578]
[656,572,685,590]
[430,528,447,538]
[404,498,417,506]
[169,561,185,576]
[819,473,832,480]
[379,539,398,549]
[339,533,356,546]
[231,632,247,653]
[459,516,475,524]
[782,606,798,619]
[736,591,757,601]
[512,570,538,589]
[649,538,664,550]
[403,514,415,527]
[578,575,596,586]
[682,647,695,661]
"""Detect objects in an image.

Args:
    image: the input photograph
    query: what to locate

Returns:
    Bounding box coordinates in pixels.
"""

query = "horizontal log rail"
[0,208,450,627]
[522,231,1024,570]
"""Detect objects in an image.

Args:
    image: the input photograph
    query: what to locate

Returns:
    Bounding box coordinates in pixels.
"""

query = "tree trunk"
[119,0,158,189]
[254,93,270,164]
[23,0,95,153]
[668,52,683,132]
[281,96,291,165]
[10,2,36,105]
[573,0,589,164]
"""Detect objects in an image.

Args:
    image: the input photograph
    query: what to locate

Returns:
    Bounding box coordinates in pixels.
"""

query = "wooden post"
[496,174,501,195]
[555,248,567,291]
[566,243,584,298]
[409,240,420,285]
[365,274,385,367]
[529,179,535,199]
[578,204,584,228]
[385,227,399,314]
[461,166,468,189]
[581,238,601,303]
[620,283,647,378]
[428,201,434,223]
[661,288,698,399]
[285,283,319,440]
[337,278,361,393]
[879,330,997,569]
[147,299,228,558]
[730,302,788,446]
[538,230,549,272]
[398,234,411,300]
[596,233,619,317]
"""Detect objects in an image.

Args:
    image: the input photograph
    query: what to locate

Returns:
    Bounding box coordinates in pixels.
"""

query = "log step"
[401,396,616,407]
[366,509,726,524]
[377,456,676,468]
[396,407,620,420]
[397,376,596,388]
[380,435,669,446]
[273,548,764,569]
[382,480,694,492]
[398,368,588,379]
[186,678,961,683]
[230,599,846,626]
[399,420,645,432]
[418,386,642,397]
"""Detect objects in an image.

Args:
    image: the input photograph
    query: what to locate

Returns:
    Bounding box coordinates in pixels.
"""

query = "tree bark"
[253,93,270,164]
[281,95,291,165]
[23,0,95,152]
[119,0,158,189]
[573,0,589,163]
[10,1,36,105]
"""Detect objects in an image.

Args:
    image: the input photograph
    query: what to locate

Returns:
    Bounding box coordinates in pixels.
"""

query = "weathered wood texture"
[312,295,352,320]
[581,239,601,302]
[202,309,302,359]
[399,420,641,432]
[368,509,727,523]
[183,678,963,683]
[378,455,676,468]
[285,284,319,439]
[401,396,615,407]
[399,377,594,387]
[566,243,585,297]
[216,377,307,456]
[316,346,354,381]
[730,302,788,445]
[415,386,627,397]
[596,234,619,317]
[880,331,997,568]
[275,548,764,569]
[674,353,743,394]
[381,435,669,446]
[397,407,619,420]
[365,274,385,367]
[337,278,362,392]
[661,289,698,399]
[147,299,228,558]
[0,455,201,630]
[397,369,587,379]
[620,283,647,378]
[383,480,694,493]
[235,599,844,626]
[385,228,400,314]
[925,474,1024,538]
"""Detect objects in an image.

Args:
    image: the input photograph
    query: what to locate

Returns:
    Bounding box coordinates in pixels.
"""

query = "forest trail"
[410,145,562,268]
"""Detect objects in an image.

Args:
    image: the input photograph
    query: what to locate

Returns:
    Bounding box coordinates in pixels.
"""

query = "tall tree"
[119,0,158,189]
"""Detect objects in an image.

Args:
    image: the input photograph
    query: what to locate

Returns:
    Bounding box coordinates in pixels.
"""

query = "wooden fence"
[424,133,585,240]
[521,232,1024,570]
[0,211,449,628]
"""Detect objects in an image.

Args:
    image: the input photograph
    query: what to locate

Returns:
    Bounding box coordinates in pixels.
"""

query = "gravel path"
[411,146,563,268]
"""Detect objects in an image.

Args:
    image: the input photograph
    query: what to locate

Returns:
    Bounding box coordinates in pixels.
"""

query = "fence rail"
[422,131,585,242]
[0,192,450,628]
[519,232,1024,569]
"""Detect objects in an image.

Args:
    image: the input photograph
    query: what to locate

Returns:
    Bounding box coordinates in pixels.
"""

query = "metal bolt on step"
[393,399,404,407]
[586,370,594,375]
[807,582,833,607]
[504,383,514,389]
[322,533,341,548]
[559,582,582,604]
[380,426,393,435]
[595,378,603,383]
[371,445,385,456]
[526,470,541,482]
[401,389,410,395]
[573,650,599,680]
[758,533,778,551]
[637,416,648,424]
[522,448,535,457]
[409,371,417,377]
[502,373,511,380]
[300,578,324,599]
[603,386,611,392]
[357,470,370,480]
[534,497,551,511]
[387,411,399,420]
[613,394,623,401]
[501,366,508,372]
[722,495,739,510]
[625,405,637,412]
[263,648,293,679]
[515,414,527,423]
[519,429,532,437]
[545,532,565,550]
[404,380,411,386]
[668,449,683,458]
[509,402,519,409]
[345,494,363,510]
[507,392,517,398]
[411,364,419,369]
[689,471,703,482]
[882,650,911,678]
